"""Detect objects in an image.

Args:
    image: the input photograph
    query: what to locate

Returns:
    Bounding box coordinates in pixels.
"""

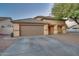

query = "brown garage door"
[20,25,44,36]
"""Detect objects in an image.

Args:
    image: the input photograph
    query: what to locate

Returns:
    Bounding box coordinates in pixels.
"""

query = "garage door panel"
[21,25,44,36]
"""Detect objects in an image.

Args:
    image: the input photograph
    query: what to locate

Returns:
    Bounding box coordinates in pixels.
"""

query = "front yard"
[0,32,79,56]
[0,36,17,55]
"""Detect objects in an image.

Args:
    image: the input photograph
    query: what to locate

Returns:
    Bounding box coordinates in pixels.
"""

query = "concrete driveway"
[1,35,79,56]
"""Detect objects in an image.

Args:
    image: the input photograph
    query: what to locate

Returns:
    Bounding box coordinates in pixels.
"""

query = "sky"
[0,3,53,20]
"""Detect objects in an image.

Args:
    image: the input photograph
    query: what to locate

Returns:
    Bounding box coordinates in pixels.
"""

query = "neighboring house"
[12,16,67,37]
[65,19,77,28]
[0,17,13,36]
[66,19,79,32]
[67,25,79,32]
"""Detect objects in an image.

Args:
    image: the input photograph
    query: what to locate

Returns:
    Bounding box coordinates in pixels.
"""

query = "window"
[1,25,5,28]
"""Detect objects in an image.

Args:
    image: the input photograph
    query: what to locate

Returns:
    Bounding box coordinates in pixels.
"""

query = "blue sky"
[0,3,53,19]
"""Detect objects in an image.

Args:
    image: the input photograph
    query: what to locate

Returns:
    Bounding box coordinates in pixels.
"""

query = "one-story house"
[0,17,13,36]
[12,16,67,37]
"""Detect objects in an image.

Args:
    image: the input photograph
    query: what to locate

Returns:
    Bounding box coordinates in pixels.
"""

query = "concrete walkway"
[1,36,79,56]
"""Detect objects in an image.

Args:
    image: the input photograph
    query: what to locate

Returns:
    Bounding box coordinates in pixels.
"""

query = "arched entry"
[58,25,62,33]
[48,25,54,35]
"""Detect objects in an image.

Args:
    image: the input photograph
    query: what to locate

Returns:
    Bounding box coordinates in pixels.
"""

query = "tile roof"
[0,17,12,21]
[34,16,54,20]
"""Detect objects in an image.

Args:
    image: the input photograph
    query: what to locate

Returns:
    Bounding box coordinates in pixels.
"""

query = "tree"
[52,3,79,24]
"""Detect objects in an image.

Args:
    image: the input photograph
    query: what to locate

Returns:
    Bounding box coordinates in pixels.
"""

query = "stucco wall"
[13,24,20,37]
[0,20,13,34]
[44,24,48,35]
[13,23,48,36]
[43,20,67,34]
[43,20,66,25]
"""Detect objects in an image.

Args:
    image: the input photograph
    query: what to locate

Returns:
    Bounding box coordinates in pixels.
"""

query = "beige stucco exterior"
[13,24,20,37]
[53,25,58,34]
[0,16,67,37]
[43,20,67,34]
[43,20,65,25]
[0,20,13,35]
[13,19,67,37]
[44,24,48,35]
[13,22,48,37]
[13,20,66,36]
[62,26,67,33]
